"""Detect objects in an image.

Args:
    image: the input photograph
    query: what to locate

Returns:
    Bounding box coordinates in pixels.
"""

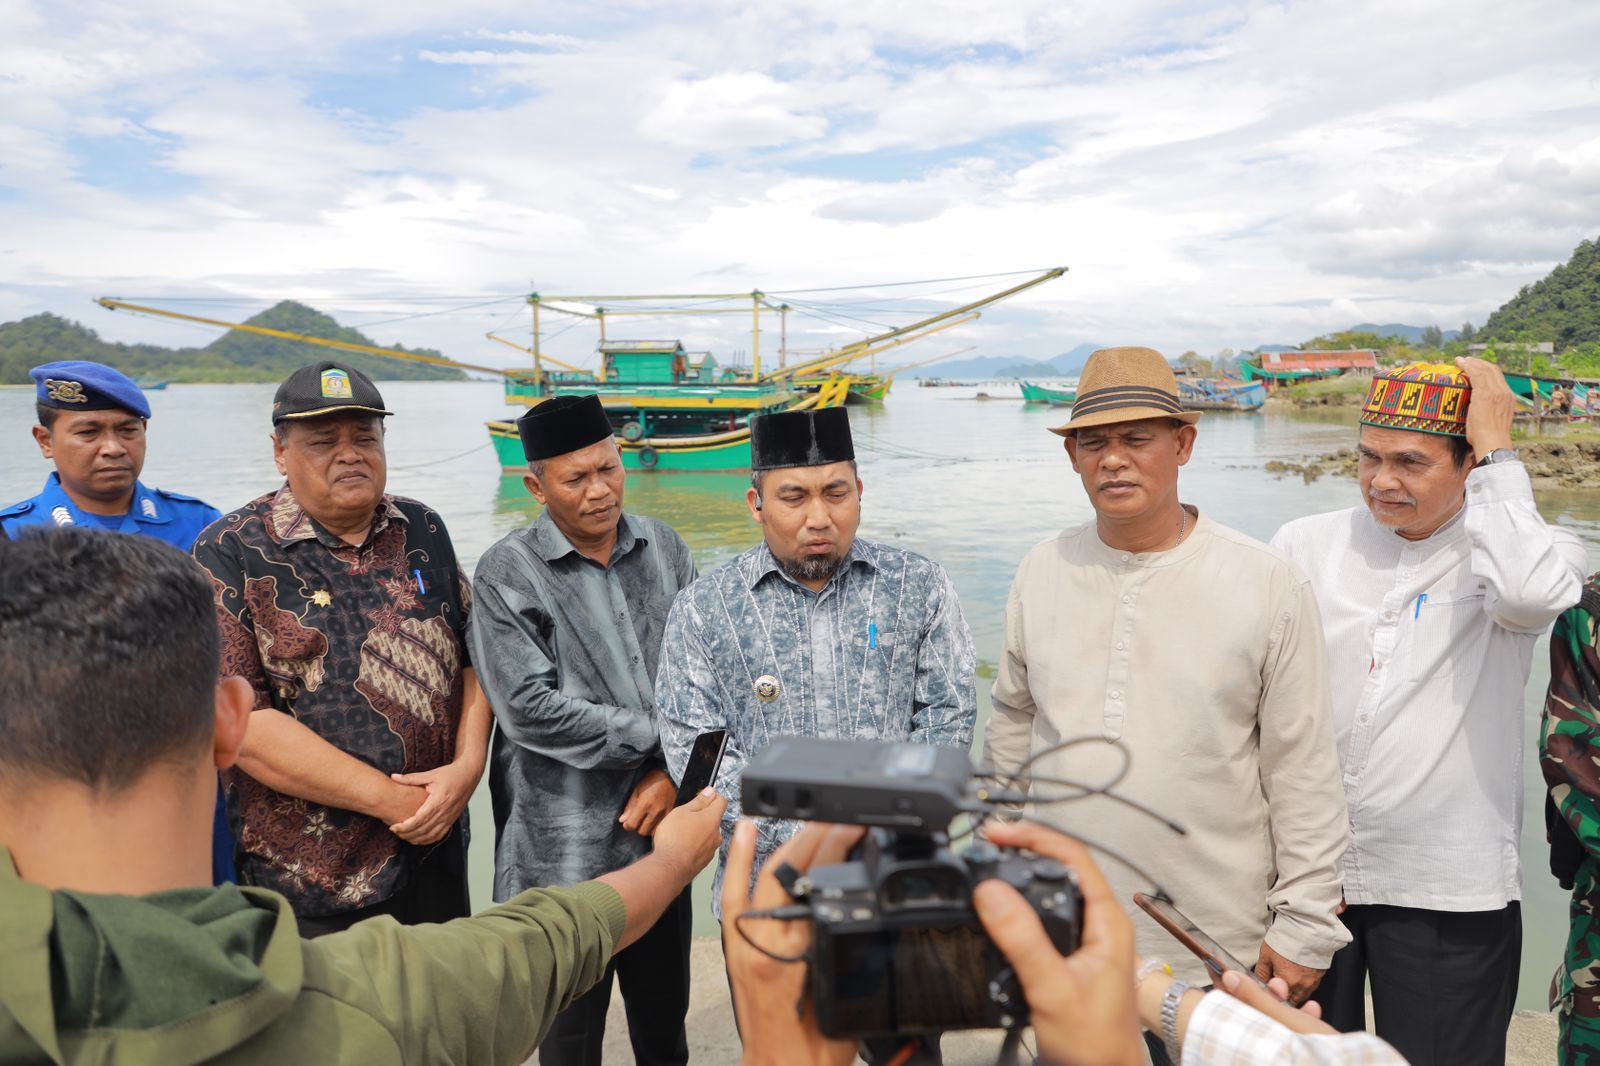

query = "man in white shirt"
[1272,358,1587,1066]
[985,346,1351,1066]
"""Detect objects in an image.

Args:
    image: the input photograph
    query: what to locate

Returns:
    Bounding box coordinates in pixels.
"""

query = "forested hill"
[1481,235,1600,351]
[0,301,467,384]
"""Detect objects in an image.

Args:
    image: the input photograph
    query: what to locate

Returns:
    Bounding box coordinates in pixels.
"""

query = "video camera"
[741,737,1082,1039]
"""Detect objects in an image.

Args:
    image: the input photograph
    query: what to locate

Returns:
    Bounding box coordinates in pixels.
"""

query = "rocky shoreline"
[1267,440,1600,489]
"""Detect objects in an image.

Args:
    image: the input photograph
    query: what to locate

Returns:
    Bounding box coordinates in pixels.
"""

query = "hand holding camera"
[973,821,1146,1066]
[722,820,865,1066]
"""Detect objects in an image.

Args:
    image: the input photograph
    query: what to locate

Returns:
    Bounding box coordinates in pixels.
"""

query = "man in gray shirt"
[468,395,697,1066]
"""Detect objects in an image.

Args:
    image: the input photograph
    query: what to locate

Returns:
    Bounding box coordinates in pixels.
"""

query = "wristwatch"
[1162,979,1193,1063]
[1474,447,1517,468]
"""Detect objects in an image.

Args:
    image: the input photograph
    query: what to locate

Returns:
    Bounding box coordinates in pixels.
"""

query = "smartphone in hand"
[674,729,729,807]
[1133,892,1270,988]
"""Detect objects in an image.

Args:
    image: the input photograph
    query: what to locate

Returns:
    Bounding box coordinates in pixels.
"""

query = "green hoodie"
[0,848,626,1065]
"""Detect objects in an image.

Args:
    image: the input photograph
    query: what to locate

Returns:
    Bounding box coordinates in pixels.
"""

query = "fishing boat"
[1020,380,1076,406]
[1503,370,1598,415]
[489,339,849,471]
[95,267,1066,473]
[135,379,169,391]
[791,345,978,404]
[791,372,891,405]
[1178,378,1266,412]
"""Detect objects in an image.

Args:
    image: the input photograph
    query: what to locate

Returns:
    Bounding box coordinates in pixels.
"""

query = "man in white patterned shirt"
[1272,358,1587,1066]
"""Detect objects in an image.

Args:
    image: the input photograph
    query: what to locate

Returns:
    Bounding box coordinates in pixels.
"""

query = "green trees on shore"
[0,301,465,385]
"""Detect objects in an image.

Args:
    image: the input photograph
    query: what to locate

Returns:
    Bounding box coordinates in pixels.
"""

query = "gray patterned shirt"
[657,537,977,910]
[468,511,695,896]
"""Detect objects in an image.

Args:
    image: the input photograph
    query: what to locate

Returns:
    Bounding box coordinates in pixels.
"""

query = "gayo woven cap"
[1359,362,1471,438]
[1048,347,1201,436]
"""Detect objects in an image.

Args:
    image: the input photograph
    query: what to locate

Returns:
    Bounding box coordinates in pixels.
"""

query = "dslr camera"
[741,737,1083,1039]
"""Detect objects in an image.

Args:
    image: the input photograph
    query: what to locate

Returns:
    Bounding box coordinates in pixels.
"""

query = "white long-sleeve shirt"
[1271,460,1586,911]
[985,512,1350,983]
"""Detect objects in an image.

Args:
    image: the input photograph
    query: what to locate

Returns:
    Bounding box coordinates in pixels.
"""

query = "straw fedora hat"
[1049,346,1202,436]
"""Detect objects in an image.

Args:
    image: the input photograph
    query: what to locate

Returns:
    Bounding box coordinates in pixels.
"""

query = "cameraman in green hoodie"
[0,528,725,1066]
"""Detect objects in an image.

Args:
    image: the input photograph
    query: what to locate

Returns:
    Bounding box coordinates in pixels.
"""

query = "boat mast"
[530,294,542,388]
[751,291,762,378]
[780,304,789,370]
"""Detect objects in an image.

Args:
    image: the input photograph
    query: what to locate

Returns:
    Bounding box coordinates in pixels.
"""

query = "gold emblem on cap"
[754,675,781,702]
[320,369,353,399]
[310,589,332,607]
[45,379,88,404]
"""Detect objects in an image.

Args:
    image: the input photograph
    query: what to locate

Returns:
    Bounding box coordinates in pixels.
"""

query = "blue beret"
[30,361,151,419]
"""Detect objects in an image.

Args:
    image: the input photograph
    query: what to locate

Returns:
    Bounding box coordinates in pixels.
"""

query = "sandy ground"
[592,937,1559,1065]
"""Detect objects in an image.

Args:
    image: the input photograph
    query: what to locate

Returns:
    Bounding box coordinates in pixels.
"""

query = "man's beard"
[778,550,843,584]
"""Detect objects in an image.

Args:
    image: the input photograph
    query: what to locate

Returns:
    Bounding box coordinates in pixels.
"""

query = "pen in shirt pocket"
[868,622,878,650]
[1413,593,1428,619]
[413,568,427,595]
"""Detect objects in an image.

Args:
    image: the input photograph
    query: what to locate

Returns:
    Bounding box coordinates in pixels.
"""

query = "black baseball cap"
[272,361,394,424]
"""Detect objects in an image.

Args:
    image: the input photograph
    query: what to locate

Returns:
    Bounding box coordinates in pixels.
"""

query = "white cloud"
[2,0,1600,361]
[468,29,584,50]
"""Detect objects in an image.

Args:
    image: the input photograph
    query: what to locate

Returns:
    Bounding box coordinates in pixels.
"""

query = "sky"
[3,0,1599,368]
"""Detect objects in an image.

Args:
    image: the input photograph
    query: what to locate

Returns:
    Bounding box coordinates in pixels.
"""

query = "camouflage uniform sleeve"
[1541,599,1600,854]
[1537,588,1600,1057]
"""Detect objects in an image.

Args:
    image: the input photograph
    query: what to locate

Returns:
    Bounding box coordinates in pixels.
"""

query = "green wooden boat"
[1503,370,1596,415]
[491,340,851,472]
[793,372,892,405]
[1020,380,1076,406]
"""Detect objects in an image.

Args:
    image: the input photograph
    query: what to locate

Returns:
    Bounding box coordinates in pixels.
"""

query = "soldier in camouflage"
[1541,577,1600,1064]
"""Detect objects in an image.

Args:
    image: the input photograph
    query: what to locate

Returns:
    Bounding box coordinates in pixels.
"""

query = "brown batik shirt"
[192,484,471,917]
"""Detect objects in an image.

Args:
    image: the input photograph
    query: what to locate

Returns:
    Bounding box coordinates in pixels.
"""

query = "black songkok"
[517,394,615,462]
[749,406,855,471]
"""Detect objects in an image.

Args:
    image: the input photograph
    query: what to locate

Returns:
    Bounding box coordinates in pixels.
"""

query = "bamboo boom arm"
[883,346,976,381]
[819,267,1064,363]
[96,298,531,379]
[485,332,590,374]
[769,313,980,380]
[531,301,601,320]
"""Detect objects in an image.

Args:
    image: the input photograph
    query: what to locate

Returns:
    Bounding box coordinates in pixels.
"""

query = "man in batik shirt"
[469,395,698,1066]
[192,361,490,936]
[657,406,977,909]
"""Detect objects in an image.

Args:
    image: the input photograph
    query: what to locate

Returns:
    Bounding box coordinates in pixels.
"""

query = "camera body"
[742,737,1084,1038]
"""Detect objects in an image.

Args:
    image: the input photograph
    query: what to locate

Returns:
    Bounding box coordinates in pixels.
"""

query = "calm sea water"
[4,379,1598,1010]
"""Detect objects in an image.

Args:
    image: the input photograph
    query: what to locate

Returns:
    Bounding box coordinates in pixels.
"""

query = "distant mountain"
[1051,343,1102,375]
[1481,235,1600,350]
[904,343,1102,379]
[0,301,467,385]
[1349,323,1462,344]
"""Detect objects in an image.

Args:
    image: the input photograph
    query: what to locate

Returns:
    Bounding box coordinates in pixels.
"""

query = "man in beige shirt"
[983,347,1349,1063]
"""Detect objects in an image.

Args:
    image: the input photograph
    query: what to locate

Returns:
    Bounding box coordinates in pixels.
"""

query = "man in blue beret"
[2,361,221,546]
[1,359,234,884]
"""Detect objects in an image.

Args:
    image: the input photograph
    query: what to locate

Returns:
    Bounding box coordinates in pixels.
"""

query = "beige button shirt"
[984,511,1351,981]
